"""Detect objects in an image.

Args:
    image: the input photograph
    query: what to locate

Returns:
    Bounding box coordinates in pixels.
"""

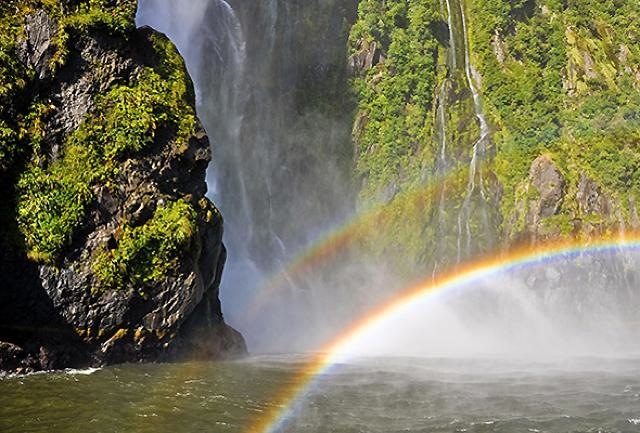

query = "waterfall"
[200,1,252,254]
[441,0,492,261]
[433,9,455,274]
[445,0,458,69]
[137,0,357,351]
[459,0,489,199]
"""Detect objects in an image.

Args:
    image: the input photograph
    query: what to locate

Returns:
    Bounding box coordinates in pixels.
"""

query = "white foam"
[64,367,100,376]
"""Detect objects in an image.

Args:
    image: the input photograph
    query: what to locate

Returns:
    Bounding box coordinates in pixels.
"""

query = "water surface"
[2,356,640,433]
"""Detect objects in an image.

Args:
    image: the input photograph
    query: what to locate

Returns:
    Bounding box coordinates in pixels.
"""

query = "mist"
[137,0,361,353]
[136,0,640,360]
[339,257,640,360]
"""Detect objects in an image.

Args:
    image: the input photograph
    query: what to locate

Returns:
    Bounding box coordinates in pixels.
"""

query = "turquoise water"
[2,356,640,433]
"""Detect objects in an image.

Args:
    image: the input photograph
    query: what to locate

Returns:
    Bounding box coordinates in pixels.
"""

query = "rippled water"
[2,356,640,433]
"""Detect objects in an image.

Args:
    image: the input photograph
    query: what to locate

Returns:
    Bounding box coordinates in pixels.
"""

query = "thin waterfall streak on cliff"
[436,82,448,175]
[459,0,488,133]
[434,78,451,270]
[450,0,491,258]
[458,0,489,159]
[445,0,457,69]
[438,0,447,24]
[436,81,448,235]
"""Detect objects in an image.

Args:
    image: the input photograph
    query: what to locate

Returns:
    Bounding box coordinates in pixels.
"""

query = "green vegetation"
[349,0,443,203]
[17,44,196,263]
[49,0,137,70]
[0,1,29,172]
[350,0,640,269]
[0,0,201,290]
[468,0,640,233]
[92,200,198,289]
[1,0,139,229]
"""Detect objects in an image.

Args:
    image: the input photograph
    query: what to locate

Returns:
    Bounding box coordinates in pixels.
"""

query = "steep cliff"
[348,0,640,273]
[0,0,245,373]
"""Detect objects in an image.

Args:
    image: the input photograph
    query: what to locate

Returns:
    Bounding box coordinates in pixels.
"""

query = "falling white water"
[137,0,359,352]
[459,0,490,192]
[445,0,458,69]
[135,1,640,360]
[442,0,492,261]
[435,79,449,246]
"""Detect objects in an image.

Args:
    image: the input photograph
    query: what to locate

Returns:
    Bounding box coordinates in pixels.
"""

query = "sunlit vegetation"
[468,0,640,230]
[17,38,196,263]
[0,0,29,172]
[92,200,198,290]
[1,0,200,289]
[350,0,640,263]
[349,0,443,203]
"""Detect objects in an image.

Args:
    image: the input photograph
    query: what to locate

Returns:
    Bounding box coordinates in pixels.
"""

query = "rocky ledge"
[0,1,246,374]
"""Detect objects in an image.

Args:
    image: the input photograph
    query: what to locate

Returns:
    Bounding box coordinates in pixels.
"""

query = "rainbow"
[241,167,470,321]
[245,233,640,433]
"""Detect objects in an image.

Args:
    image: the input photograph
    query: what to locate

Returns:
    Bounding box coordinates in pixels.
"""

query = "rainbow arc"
[246,233,640,433]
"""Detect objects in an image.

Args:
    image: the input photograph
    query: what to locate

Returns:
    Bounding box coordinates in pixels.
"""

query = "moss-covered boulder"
[0,0,245,373]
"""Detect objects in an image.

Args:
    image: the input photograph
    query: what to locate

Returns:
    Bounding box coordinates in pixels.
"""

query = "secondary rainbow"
[245,232,640,433]
[242,167,469,320]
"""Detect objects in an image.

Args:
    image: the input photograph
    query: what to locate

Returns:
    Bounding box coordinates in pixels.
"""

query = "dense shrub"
[92,200,198,289]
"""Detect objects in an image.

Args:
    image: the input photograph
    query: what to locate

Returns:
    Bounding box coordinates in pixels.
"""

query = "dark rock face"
[0,10,246,373]
[16,10,57,80]
[0,342,26,373]
[528,155,565,220]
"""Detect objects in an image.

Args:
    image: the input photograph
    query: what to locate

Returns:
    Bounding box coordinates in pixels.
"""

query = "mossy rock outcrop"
[0,0,245,373]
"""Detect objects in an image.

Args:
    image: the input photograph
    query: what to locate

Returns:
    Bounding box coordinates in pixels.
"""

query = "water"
[2,356,640,433]
[139,0,354,270]
[136,1,357,351]
[443,0,494,261]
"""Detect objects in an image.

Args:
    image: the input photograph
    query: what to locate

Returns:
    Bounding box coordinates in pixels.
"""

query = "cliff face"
[348,0,640,272]
[0,0,245,373]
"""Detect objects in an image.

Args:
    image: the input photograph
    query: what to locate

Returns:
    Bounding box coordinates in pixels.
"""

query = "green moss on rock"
[92,200,198,290]
[16,27,198,263]
[49,0,137,71]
